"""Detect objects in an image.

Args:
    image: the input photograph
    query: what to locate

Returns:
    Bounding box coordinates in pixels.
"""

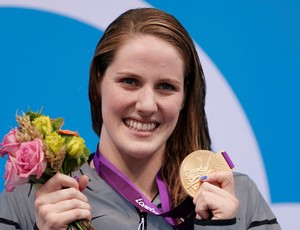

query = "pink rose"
[14,139,47,180]
[0,128,20,157]
[4,156,29,192]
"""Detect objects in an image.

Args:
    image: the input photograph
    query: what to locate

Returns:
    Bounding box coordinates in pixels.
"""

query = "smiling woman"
[0,7,281,230]
[0,0,270,204]
[0,0,299,229]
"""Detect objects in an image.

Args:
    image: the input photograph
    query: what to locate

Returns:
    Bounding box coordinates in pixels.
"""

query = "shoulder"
[233,173,280,229]
[233,171,264,203]
[233,171,259,191]
[1,183,35,204]
[0,184,35,229]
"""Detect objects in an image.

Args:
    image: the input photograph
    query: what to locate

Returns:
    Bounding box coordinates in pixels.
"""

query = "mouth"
[124,119,159,132]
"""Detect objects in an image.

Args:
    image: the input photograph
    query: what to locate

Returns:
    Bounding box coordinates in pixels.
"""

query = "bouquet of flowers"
[0,109,95,230]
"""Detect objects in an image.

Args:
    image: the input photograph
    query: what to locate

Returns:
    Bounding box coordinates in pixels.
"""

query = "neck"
[125,159,160,201]
[96,146,164,201]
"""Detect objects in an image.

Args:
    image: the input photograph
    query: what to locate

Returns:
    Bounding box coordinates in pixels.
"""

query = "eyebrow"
[115,71,184,88]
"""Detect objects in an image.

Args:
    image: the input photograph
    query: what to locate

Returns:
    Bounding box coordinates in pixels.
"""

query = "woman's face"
[99,35,185,161]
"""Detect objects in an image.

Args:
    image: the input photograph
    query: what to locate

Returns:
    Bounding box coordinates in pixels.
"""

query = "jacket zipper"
[137,210,147,230]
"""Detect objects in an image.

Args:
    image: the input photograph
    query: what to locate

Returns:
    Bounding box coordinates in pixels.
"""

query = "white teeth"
[125,119,157,132]
[142,123,147,130]
[137,122,142,130]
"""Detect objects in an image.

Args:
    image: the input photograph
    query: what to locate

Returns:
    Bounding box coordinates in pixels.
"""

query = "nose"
[135,87,158,116]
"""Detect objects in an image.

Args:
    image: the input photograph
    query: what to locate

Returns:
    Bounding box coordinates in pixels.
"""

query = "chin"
[124,146,163,160]
[128,151,155,159]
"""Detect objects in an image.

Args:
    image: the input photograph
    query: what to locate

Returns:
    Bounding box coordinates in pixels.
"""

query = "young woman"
[0,8,280,230]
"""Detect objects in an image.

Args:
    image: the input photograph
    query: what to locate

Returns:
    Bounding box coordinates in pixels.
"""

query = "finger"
[38,207,91,229]
[199,182,232,199]
[35,194,91,229]
[78,175,89,192]
[193,189,211,220]
[38,173,79,193]
[36,213,69,230]
[201,172,235,195]
[56,208,91,224]
[195,214,202,220]
[193,182,222,202]
[194,189,231,220]
[196,194,229,220]
[36,187,89,207]
[54,197,91,214]
[195,206,211,220]
[193,183,239,220]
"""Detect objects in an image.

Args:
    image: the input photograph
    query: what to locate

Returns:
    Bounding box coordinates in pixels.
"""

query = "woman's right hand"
[34,173,91,230]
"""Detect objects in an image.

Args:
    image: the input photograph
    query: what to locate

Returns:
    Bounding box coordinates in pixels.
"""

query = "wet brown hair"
[89,8,211,207]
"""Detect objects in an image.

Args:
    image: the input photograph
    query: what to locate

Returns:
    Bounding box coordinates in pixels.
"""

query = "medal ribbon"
[93,149,194,228]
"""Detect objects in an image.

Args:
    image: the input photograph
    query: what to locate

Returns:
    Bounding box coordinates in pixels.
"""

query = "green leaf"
[81,147,90,163]
[52,117,64,132]
[63,135,73,144]
[25,107,44,121]
[63,157,80,175]
[43,166,56,177]
[25,111,42,122]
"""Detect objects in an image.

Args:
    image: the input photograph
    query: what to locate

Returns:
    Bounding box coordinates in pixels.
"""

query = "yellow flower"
[32,116,53,135]
[45,132,65,155]
[66,136,85,158]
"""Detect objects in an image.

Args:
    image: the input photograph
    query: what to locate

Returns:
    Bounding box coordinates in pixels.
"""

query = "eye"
[122,78,138,86]
[157,83,175,91]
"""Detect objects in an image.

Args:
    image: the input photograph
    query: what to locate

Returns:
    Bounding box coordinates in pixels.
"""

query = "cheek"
[101,87,128,117]
[163,98,184,124]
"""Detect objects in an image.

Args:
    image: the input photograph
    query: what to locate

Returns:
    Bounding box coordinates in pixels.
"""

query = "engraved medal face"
[179,150,231,197]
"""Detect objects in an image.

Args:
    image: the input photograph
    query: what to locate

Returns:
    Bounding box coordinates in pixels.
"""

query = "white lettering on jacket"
[135,198,160,215]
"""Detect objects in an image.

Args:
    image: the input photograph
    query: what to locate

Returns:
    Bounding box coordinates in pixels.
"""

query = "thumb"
[201,171,235,195]
[77,175,89,192]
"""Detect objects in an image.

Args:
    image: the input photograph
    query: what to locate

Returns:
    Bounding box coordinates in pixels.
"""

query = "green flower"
[66,136,85,158]
[45,132,65,155]
[32,115,53,135]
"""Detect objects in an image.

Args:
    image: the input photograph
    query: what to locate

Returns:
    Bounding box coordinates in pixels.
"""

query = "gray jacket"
[0,163,280,229]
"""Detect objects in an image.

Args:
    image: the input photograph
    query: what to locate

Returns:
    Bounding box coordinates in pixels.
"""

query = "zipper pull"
[138,211,147,230]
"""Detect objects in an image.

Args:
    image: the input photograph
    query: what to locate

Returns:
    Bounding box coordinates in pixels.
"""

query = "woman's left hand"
[193,171,239,220]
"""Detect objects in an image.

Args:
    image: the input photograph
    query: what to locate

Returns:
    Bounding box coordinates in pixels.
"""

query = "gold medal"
[179,150,234,197]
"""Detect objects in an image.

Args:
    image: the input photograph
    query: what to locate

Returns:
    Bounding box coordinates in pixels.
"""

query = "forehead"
[102,34,185,85]
[114,34,184,67]
[115,35,183,66]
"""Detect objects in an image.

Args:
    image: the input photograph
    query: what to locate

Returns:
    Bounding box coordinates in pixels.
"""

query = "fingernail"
[200,175,207,181]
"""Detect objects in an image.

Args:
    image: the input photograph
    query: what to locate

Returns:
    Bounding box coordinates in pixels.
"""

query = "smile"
[124,119,158,132]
